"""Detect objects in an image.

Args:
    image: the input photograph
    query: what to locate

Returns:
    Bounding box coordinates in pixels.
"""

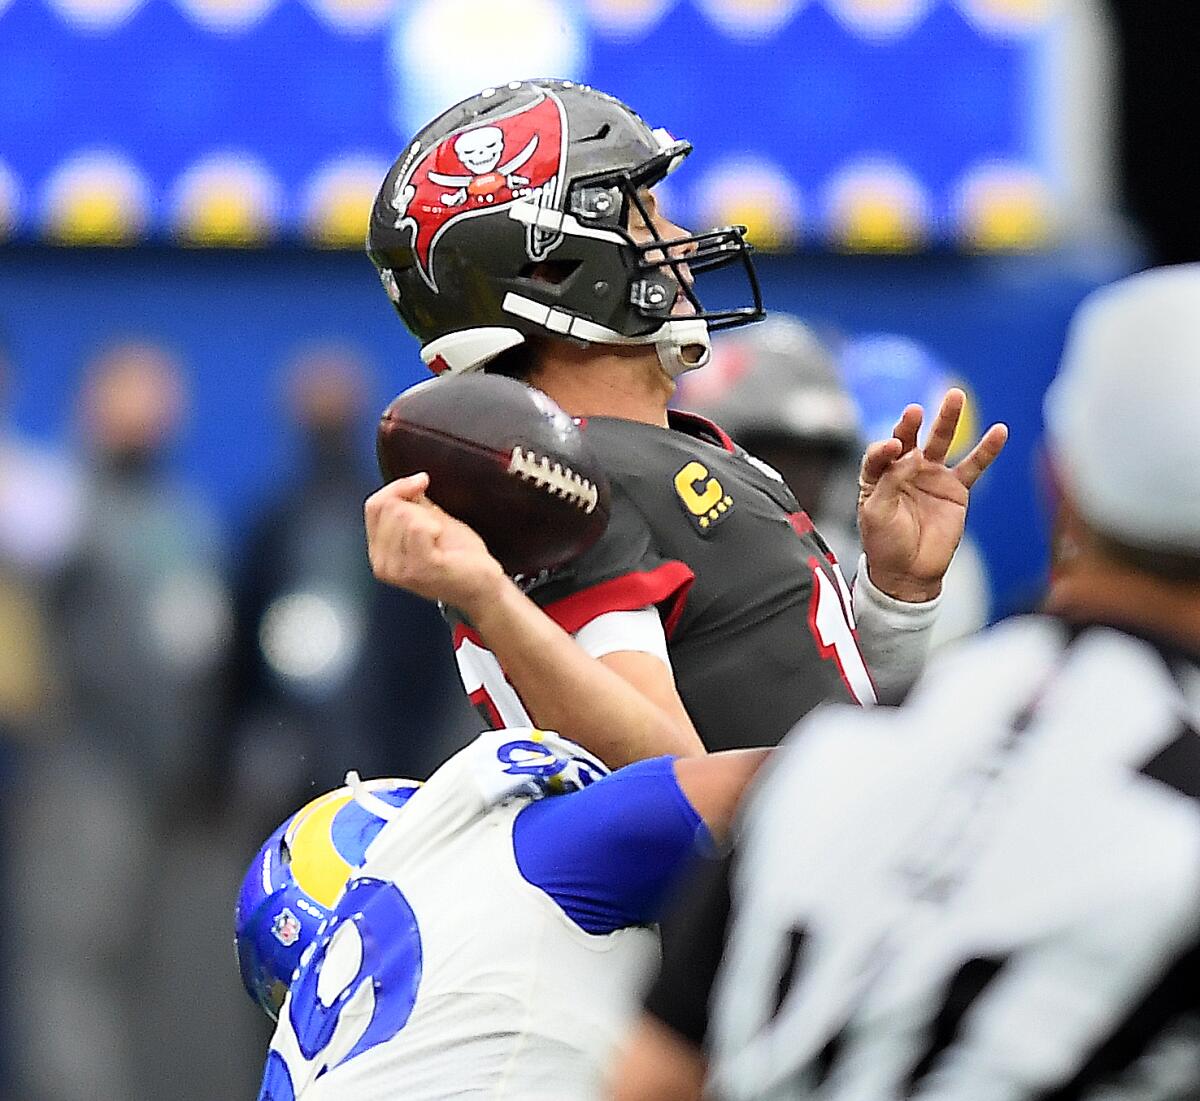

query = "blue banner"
[0,0,1062,250]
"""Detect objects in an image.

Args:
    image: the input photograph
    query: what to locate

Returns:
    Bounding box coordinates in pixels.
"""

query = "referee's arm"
[609,848,736,1101]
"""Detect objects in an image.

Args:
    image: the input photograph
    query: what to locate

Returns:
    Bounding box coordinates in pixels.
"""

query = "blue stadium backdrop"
[0,0,1140,618]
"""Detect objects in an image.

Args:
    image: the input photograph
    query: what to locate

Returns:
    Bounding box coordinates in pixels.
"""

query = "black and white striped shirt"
[646,615,1200,1100]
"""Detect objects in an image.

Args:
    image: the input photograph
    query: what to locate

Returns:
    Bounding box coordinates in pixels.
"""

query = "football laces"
[507,446,600,514]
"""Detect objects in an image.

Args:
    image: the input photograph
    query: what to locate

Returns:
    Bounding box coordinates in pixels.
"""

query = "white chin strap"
[419,310,710,378]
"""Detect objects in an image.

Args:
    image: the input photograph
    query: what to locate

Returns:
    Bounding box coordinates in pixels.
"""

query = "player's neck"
[1045,561,1200,654]
[527,347,673,427]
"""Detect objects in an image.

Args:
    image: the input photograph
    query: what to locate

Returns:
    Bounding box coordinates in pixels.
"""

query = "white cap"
[1045,264,1200,553]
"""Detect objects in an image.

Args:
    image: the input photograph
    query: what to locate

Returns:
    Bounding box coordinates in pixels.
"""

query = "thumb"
[387,471,431,502]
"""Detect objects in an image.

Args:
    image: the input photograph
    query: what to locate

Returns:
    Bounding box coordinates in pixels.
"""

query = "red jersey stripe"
[541,561,696,637]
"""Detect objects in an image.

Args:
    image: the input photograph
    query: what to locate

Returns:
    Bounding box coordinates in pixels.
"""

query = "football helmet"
[679,314,861,450]
[234,773,421,1020]
[367,79,764,379]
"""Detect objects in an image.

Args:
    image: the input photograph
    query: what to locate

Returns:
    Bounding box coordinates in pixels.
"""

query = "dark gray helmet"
[681,314,861,449]
[367,79,763,379]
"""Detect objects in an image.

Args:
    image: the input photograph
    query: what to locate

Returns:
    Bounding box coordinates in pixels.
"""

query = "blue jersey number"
[257,877,423,1099]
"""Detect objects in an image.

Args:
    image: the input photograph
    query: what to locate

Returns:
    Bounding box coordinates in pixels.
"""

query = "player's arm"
[610,1017,705,1101]
[516,753,764,1100]
[365,474,704,768]
[513,750,766,937]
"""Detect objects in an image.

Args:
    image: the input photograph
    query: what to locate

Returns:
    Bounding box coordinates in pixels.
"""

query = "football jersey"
[446,411,876,751]
[648,616,1200,1101]
[259,730,701,1100]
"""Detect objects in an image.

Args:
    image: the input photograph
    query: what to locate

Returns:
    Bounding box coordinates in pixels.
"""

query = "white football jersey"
[263,730,659,1100]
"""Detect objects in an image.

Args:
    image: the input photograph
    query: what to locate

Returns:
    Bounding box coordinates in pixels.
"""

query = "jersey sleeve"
[511,756,713,934]
[525,479,695,638]
[851,552,942,703]
[641,846,735,1048]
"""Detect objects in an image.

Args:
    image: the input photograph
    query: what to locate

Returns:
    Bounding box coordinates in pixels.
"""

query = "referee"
[612,264,1200,1101]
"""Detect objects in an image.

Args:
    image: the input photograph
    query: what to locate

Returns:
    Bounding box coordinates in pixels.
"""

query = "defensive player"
[364,79,1008,754]
[236,724,764,1099]
[614,266,1200,1100]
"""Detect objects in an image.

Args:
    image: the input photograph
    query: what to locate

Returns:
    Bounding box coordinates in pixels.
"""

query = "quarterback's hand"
[858,388,1008,603]
[365,474,507,614]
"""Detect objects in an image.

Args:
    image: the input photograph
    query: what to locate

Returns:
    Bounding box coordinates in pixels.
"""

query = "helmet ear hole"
[518,259,582,286]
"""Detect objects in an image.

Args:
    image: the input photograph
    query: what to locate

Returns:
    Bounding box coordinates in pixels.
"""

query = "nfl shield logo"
[272,907,302,948]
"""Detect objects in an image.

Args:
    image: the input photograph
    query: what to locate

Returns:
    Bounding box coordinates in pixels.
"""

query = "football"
[377,373,611,578]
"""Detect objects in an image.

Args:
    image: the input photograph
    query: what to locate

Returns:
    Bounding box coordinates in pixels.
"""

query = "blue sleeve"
[511,756,714,935]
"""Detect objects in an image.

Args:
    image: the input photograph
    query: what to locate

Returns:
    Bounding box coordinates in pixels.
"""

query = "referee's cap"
[1045,264,1200,553]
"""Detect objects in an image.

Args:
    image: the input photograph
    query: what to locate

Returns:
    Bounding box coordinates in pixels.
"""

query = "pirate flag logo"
[391,90,568,291]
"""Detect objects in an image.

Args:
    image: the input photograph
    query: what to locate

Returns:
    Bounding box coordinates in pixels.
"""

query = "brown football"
[377,373,611,578]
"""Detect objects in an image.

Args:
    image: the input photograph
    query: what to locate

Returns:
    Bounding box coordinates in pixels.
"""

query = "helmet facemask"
[493,140,764,378]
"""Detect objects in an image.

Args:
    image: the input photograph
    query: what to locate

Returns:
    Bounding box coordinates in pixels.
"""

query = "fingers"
[861,404,924,489]
[891,404,924,455]
[922,388,965,466]
[954,422,1009,489]
[859,436,904,488]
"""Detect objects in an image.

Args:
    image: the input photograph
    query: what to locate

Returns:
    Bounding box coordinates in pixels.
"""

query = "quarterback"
[363,79,1008,755]
[237,726,762,1099]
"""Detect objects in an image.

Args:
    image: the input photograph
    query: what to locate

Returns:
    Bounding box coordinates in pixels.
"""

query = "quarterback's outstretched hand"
[858,388,1008,603]
[365,473,506,615]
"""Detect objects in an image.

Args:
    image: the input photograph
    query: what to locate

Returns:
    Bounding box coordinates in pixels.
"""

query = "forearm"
[853,553,942,703]
[469,576,705,767]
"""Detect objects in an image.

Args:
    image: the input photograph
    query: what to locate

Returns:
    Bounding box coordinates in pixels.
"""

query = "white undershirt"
[573,607,671,666]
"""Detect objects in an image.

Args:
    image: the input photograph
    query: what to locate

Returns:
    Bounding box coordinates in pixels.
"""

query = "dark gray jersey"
[445,410,875,751]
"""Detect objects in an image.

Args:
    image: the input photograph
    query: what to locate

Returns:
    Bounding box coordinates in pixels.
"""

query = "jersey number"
[258,877,423,1100]
[456,634,533,728]
[807,560,875,706]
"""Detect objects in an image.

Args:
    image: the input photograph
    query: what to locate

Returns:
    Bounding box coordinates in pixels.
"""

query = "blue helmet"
[838,333,977,462]
[234,773,421,1020]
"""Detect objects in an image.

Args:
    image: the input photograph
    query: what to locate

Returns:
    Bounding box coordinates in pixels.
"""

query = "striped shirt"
[646,615,1200,1101]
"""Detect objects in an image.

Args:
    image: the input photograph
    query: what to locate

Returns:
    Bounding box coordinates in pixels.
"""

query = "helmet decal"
[284,790,359,909]
[390,89,568,291]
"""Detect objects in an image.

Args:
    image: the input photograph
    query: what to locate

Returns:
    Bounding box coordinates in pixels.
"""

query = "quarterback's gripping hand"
[857,388,1008,603]
[365,473,506,613]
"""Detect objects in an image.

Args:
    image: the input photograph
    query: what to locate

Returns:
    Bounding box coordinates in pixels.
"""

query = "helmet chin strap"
[421,298,715,378]
[500,291,712,378]
[653,318,712,378]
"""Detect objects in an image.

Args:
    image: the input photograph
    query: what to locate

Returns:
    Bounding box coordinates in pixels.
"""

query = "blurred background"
[0,0,1195,1096]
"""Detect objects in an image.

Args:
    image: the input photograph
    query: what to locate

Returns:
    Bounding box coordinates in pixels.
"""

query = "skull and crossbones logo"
[425,126,540,207]
[384,90,566,291]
